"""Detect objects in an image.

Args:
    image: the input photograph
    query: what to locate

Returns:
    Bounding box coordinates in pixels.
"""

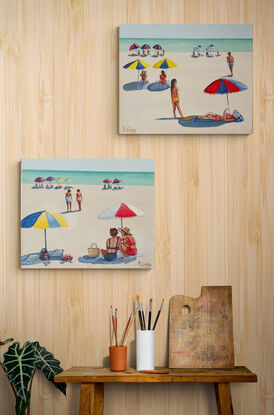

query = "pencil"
[152,299,164,330]
[122,312,136,346]
[148,298,152,330]
[120,312,133,346]
[141,302,146,330]
[136,295,144,330]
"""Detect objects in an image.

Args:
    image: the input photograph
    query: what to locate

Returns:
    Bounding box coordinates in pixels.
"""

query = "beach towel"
[78,252,142,265]
[123,81,148,91]
[21,249,64,266]
[147,81,171,92]
[178,115,244,128]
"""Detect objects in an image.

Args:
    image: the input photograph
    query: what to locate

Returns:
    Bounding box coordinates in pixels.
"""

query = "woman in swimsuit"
[159,70,167,85]
[198,110,236,122]
[76,189,82,211]
[170,79,184,119]
[65,189,72,212]
[101,228,120,261]
[118,227,137,257]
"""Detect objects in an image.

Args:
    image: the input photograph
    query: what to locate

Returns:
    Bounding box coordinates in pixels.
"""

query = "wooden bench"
[55,366,257,415]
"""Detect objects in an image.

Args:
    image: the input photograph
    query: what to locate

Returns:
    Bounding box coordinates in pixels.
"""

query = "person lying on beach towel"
[198,110,236,122]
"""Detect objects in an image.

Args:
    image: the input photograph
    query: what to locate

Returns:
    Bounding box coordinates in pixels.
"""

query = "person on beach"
[192,51,196,57]
[162,49,165,56]
[170,79,184,119]
[198,110,236,122]
[140,70,148,84]
[137,49,140,56]
[118,227,137,257]
[76,189,82,211]
[217,51,221,57]
[227,52,234,76]
[65,189,72,212]
[142,49,146,56]
[101,228,120,261]
[159,70,167,85]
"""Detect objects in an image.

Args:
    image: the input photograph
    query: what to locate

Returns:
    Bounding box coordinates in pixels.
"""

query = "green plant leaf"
[32,342,66,395]
[0,338,14,346]
[15,392,30,415]
[3,342,36,401]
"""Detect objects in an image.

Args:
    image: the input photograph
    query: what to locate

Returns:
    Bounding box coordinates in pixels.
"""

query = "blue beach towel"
[78,252,142,265]
[123,81,148,91]
[21,249,64,266]
[147,81,171,92]
[178,113,244,128]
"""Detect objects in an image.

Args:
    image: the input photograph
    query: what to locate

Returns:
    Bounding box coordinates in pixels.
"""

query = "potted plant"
[0,337,66,415]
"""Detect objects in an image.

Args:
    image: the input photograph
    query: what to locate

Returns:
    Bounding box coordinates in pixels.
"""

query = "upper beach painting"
[119,24,253,134]
[21,159,154,269]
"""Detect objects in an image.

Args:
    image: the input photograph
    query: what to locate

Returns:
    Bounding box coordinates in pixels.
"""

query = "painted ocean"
[21,170,154,186]
[120,38,253,53]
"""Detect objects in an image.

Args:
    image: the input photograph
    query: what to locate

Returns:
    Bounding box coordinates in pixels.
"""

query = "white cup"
[136,330,155,371]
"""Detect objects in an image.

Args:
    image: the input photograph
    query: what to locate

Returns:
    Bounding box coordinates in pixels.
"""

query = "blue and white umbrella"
[206,44,217,53]
[194,45,204,53]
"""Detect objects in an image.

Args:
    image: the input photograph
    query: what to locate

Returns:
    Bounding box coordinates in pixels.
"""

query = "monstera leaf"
[3,342,36,401]
[32,341,66,395]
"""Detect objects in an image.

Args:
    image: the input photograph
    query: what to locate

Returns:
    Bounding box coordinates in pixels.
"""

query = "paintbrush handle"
[122,314,136,345]
[120,313,132,346]
[112,315,118,346]
[148,312,151,330]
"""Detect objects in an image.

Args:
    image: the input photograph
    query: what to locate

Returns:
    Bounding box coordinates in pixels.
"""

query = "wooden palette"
[169,286,235,368]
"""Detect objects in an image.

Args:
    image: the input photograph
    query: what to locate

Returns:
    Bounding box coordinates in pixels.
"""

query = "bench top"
[54,366,257,383]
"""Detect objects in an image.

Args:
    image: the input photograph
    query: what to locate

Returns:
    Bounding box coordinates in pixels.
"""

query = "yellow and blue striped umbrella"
[21,210,68,251]
[123,59,150,81]
[153,58,177,76]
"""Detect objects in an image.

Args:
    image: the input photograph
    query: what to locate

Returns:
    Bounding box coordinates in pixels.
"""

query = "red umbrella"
[204,78,247,112]
[98,202,145,228]
[35,177,45,183]
[129,43,140,50]
[103,179,112,184]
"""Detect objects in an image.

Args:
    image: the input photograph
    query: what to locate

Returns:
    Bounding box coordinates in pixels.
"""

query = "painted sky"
[120,24,253,39]
[21,159,154,173]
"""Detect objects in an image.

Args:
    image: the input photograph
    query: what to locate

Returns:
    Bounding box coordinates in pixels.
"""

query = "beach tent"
[129,43,140,50]
[98,202,145,228]
[204,78,247,113]
[153,58,177,76]
[123,59,151,81]
[21,210,68,252]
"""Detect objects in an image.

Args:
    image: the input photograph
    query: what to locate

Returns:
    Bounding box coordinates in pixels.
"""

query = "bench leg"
[79,383,104,415]
[214,383,234,415]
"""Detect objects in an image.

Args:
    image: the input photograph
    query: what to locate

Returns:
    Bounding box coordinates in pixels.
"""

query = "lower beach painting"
[21,159,154,269]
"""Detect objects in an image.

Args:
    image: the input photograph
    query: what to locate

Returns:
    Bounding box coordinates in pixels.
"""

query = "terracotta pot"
[109,346,127,371]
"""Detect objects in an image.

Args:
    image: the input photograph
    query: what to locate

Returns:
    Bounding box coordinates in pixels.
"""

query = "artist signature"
[122,126,136,134]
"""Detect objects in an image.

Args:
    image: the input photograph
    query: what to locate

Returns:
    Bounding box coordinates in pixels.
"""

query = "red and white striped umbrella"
[98,202,145,228]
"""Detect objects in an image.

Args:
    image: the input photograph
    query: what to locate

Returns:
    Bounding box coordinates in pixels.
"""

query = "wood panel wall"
[0,0,273,414]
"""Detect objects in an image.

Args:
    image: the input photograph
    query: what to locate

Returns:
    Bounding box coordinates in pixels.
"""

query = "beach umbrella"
[35,177,45,183]
[129,43,140,50]
[153,44,162,50]
[112,179,121,184]
[204,78,247,113]
[141,44,151,49]
[55,178,62,183]
[21,210,68,252]
[153,58,177,76]
[46,176,55,182]
[194,45,204,53]
[206,44,216,54]
[64,178,71,183]
[123,59,151,81]
[98,202,145,228]
[103,179,112,184]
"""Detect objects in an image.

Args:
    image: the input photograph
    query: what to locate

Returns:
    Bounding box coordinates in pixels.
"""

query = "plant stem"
[27,369,36,415]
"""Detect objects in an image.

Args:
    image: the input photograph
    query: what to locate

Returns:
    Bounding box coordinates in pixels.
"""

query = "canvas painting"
[21,159,154,269]
[119,24,253,135]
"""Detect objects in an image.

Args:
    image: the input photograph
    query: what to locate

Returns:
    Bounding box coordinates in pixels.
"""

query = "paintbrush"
[120,311,133,346]
[111,306,118,346]
[148,298,152,330]
[136,295,144,330]
[152,299,164,330]
[122,311,136,346]
[141,302,146,330]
